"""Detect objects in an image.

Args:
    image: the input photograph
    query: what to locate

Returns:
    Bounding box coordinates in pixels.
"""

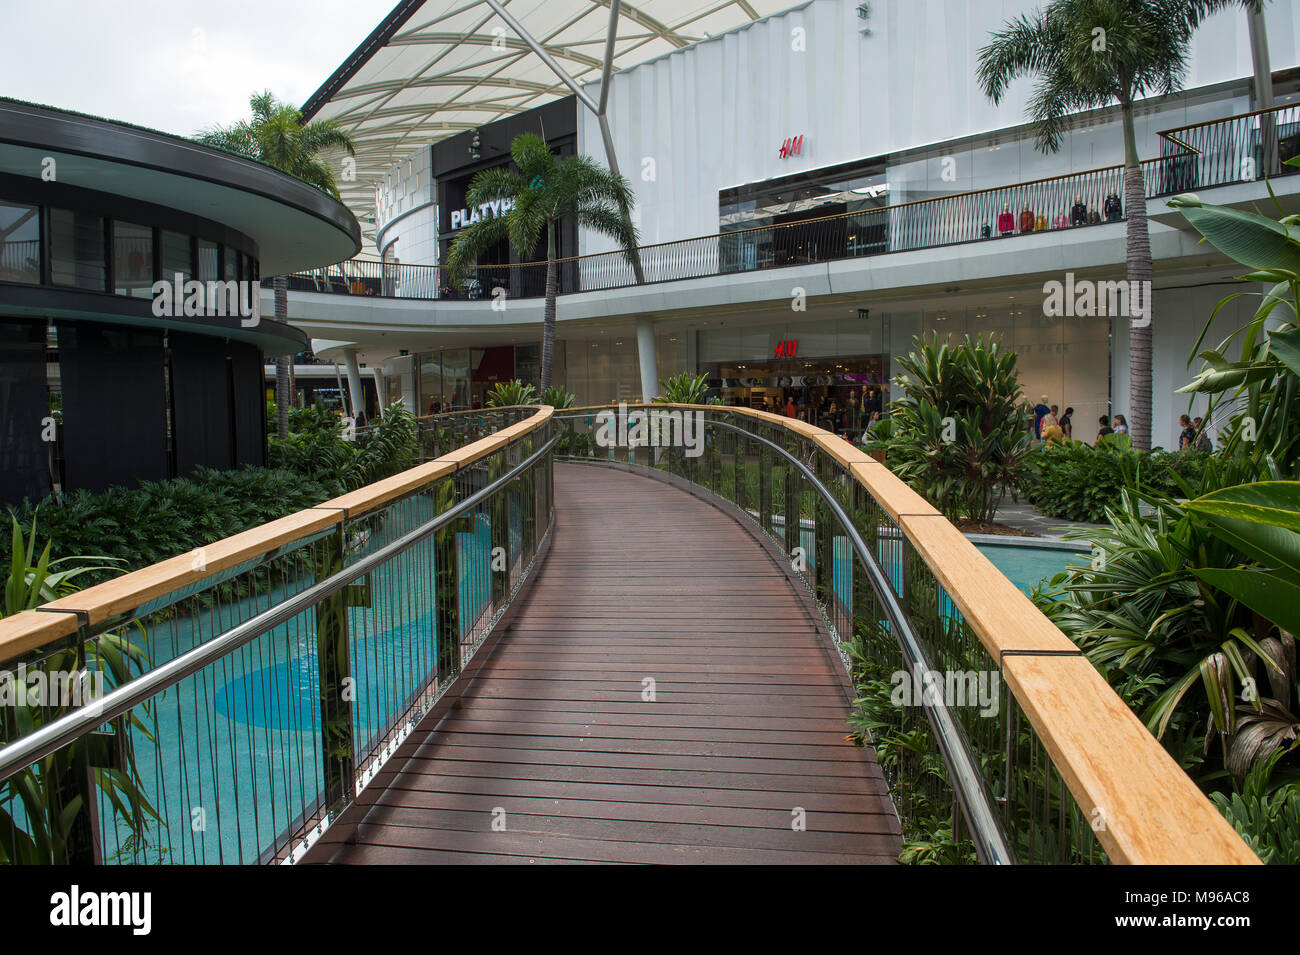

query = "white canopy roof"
[302,0,799,237]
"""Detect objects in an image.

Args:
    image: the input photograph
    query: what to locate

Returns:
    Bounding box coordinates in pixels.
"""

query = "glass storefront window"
[222,246,237,282]
[198,240,218,282]
[161,230,192,282]
[0,201,40,284]
[441,349,470,410]
[50,209,106,290]
[419,352,443,414]
[113,222,154,298]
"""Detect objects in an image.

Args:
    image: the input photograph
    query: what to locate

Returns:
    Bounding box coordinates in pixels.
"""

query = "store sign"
[778,136,804,159]
[774,339,798,358]
[450,197,515,231]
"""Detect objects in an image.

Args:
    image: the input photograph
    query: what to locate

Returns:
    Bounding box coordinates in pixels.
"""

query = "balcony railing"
[554,403,1259,864]
[0,406,555,864]
[287,103,1300,304]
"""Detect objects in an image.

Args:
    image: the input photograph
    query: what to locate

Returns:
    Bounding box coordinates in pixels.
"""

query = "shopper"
[1096,416,1114,443]
[1193,416,1213,452]
[1059,406,1073,440]
[1046,404,1061,433]
[1113,414,1129,435]
[1178,414,1197,450]
[1033,395,1051,439]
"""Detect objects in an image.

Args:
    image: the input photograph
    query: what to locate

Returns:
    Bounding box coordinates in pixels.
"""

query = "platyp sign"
[450,197,515,231]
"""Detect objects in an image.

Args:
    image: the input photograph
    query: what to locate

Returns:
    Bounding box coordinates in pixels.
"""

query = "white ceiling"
[303,0,800,236]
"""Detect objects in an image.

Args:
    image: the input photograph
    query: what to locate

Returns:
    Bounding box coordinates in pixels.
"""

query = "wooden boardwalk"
[323,463,901,864]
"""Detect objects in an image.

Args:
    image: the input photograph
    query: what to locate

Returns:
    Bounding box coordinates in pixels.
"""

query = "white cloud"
[1,0,394,135]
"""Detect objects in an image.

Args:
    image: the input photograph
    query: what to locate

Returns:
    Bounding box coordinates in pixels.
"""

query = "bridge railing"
[555,403,1258,865]
[0,406,556,864]
[287,103,1299,303]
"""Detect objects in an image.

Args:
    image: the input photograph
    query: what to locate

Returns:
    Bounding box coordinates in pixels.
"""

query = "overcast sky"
[1,0,396,136]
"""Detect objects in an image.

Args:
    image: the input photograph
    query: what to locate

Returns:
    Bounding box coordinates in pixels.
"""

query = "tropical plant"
[485,379,539,408]
[270,400,417,491]
[864,333,1034,524]
[1026,433,1206,523]
[197,91,357,439]
[654,371,710,405]
[977,0,1256,451]
[444,133,639,391]
[1,517,159,864]
[1210,751,1300,864]
[540,386,577,409]
[1168,185,1300,484]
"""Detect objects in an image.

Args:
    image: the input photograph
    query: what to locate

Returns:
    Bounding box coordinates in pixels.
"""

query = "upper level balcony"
[282,104,1300,325]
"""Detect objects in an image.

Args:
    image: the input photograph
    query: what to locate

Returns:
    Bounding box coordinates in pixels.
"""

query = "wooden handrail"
[0,406,554,666]
[558,403,1259,864]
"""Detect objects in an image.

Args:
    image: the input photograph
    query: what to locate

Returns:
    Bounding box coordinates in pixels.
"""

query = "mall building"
[280,0,1300,448]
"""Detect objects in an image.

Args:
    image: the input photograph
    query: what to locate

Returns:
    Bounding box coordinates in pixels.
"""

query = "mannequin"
[1019,202,1035,233]
[1070,194,1088,226]
[997,202,1015,236]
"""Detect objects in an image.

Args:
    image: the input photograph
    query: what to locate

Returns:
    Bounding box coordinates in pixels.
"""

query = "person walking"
[1193,416,1213,453]
[1033,394,1051,439]
[1059,406,1074,440]
[1178,414,1197,450]
[1096,415,1114,444]
[1113,414,1129,435]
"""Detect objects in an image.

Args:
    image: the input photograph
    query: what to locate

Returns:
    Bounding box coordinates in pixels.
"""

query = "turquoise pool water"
[973,541,1087,593]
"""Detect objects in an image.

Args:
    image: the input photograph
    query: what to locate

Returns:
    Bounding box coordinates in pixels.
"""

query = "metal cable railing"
[287,104,1300,303]
[553,403,1259,865]
[0,407,556,865]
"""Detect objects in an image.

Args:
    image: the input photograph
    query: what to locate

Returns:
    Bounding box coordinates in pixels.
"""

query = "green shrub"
[864,333,1033,523]
[1024,434,1207,523]
[540,385,576,409]
[485,379,539,407]
[655,371,709,405]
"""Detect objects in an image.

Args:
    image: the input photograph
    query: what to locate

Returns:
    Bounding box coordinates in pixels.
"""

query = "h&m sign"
[778,136,804,159]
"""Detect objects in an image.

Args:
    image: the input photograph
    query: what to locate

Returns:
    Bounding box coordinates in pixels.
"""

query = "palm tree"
[445,133,639,392]
[197,91,356,439]
[977,0,1256,451]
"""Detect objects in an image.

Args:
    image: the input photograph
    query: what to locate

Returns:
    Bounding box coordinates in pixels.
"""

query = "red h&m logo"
[778,135,804,159]
[774,339,797,358]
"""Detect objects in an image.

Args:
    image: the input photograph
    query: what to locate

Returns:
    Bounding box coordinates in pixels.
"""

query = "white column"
[342,348,365,419]
[635,316,658,402]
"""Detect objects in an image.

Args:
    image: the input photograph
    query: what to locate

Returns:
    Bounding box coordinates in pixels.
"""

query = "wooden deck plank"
[327,463,900,865]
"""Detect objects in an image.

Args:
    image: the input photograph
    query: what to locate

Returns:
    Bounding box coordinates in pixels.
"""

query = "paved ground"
[992,502,1108,539]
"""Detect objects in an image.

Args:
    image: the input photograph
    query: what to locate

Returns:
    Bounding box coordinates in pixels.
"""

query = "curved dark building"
[0,98,360,505]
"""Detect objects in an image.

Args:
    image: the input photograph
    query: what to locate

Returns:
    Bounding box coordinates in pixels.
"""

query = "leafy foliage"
[654,371,710,405]
[1025,433,1207,523]
[1,518,159,864]
[485,380,539,408]
[864,333,1034,523]
[196,90,355,198]
[445,133,640,390]
[269,400,417,493]
[540,386,577,409]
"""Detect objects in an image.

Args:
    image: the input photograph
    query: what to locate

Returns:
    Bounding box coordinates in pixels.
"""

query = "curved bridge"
[318,464,900,864]
[0,404,1259,866]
